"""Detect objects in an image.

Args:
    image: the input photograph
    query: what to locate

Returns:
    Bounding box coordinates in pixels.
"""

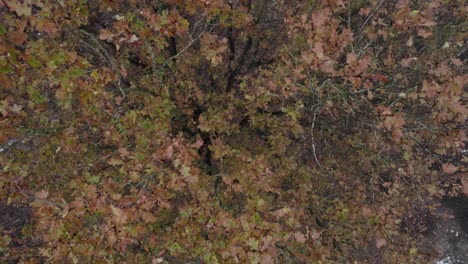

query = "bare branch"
[356,0,385,39]
[310,107,322,168]
[164,23,208,65]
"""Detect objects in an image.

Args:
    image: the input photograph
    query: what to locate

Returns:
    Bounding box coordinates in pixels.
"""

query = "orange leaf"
[0,133,7,145]
[372,73,389,83]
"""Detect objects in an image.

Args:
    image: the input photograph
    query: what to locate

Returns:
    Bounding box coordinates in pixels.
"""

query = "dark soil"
[430,196,468,263]
[0,202,31,235]
[0,202,43,263]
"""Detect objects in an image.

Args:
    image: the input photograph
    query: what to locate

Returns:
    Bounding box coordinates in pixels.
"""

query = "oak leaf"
[6,0,31,17]
[293,232,307,243]
[375,238,387,248]
[442,163,458,174]
[111,205,127,225]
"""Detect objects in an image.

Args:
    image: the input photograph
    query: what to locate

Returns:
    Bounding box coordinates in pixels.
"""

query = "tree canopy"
[0,0,466,263]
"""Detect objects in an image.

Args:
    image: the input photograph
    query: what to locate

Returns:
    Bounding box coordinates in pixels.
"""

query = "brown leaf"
[35,20,58,35]
[362,206,373,217]
[35,190,49,199]
[310,229,321,240]
[8,31,27,45]
[191,136,204,149]
[5,0,31,17]
[141,211,157,223]
[118,147,130,158]
[442,163,458,174]
[406,36,414,47]
[311,10,330,27]
[450,58,463,67]
[293,232,307,243]
[346,53,358,64]
[272,207,291,218]
[164,144,174,160]
[313,42,328,60]
[418,29,432,38]
[375,238,387,249]
[260,253,274,264]
[99,29,115,41]
[111,205,127,225]
[400,57,416,67]
[372,73,389,83]
[9,104,23,114]
[462,178,468,197]
[0,133,7,145]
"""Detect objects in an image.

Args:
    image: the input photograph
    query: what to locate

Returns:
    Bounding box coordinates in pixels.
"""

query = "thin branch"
[15,182,64,210]
[356,0,385,39]
[163,23,208,65]
[310,107,322,168]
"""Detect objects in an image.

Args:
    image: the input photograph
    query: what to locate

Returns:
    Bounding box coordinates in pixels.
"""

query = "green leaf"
[248,238,259,251]
[409,10,419,16]
[90,69,100,80]
[0,24,7,35]
[26,56,42,68]
[403,151,411,160]
[51,52,68,65]
[181,166,191,177]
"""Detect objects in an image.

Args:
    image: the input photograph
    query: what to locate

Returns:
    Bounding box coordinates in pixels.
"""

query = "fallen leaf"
[111,205,127,225]
[8,30,27,45]
[310,229,321,240]
[313,42,328,60]
[462,178,468,197]
[9,104,23,113]
[293,232,307,243]
[442,163,458,174]
[6,0,31,17]
[141,211,157,223]
[372,73,389,83]
[406,36,414,47]
[272,207,291,218]
[0,133,7,145]
[35,190,49,199]
[191,136,204,149]
[400,57,416,67]
[375,238,386,248]
[35,20,58,35]
[260,253,274,264]
[362,206,373,217]
[418,29,432,38]
[99,29,115,41]
[450,58,463,67]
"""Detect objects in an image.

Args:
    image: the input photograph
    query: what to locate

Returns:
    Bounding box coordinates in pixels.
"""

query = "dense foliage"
[0,0,466,263]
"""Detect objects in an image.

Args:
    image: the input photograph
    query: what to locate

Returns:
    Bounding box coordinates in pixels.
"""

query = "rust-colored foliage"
[0,0,466,263]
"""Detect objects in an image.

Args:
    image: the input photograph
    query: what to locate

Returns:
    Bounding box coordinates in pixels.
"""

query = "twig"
[163,23,208,65]
[310,107,322,168]
[356,0,385,39]
[77,30,125,98]
[15,182,63,210]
